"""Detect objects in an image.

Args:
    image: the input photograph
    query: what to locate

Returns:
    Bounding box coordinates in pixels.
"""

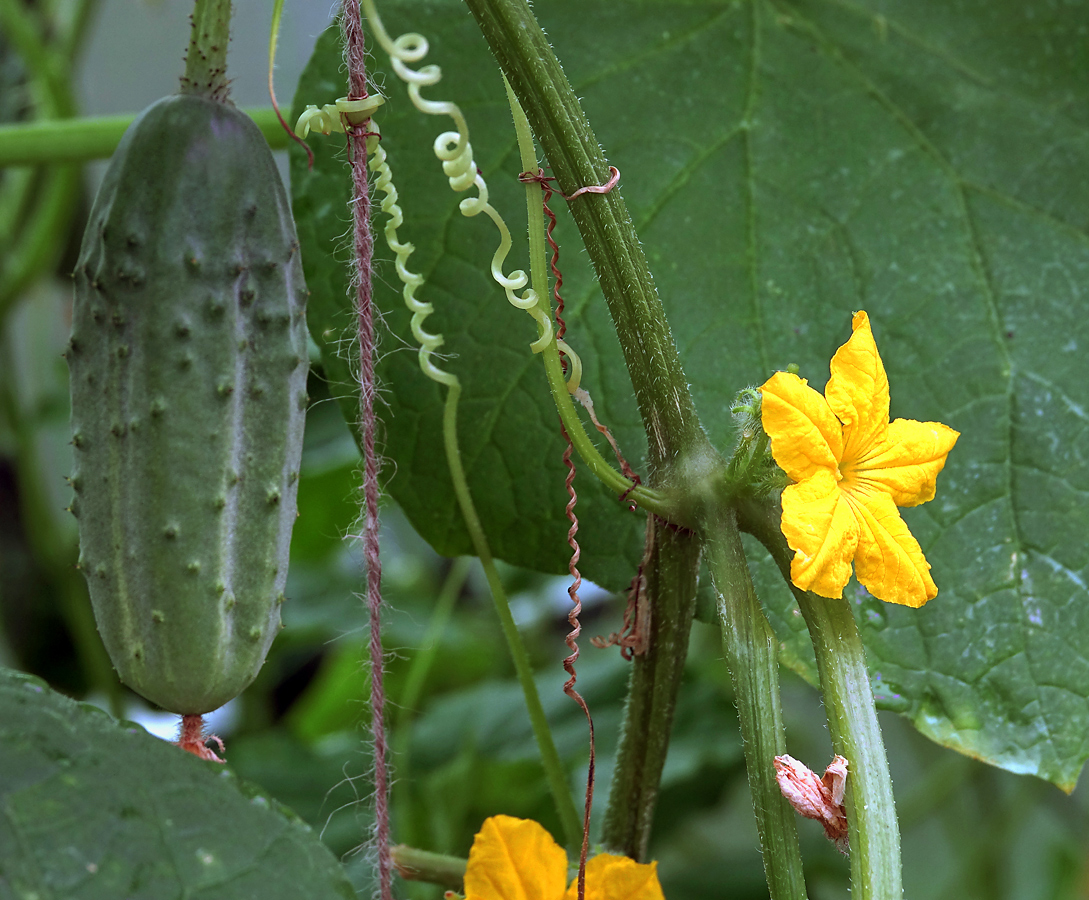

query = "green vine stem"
[61,0,102,62]
[181,0,233,100]
[794,595,901,899]
[600,518,701,860]
[703,507,808,900]
[391,844,467,891]
[0,108,291,167]
[361,83,583,846]
[463,0,706,476]
[738,497,903,900]
[443,386,583,848]
[396,557,472,731]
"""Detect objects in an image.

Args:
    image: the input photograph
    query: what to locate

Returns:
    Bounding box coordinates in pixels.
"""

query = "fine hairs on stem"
[339,3,393,899]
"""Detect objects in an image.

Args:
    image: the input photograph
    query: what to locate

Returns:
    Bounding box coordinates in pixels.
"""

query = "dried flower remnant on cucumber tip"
[760,311,959,607]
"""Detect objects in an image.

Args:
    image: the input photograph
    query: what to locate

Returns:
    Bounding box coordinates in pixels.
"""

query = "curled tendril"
[360,0,560,360]
[366,124,456,387]
[294,95,386,138]
[293,95,456,389]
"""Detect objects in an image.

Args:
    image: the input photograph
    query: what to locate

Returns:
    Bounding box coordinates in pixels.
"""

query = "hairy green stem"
[738,497,903,900]
[391,844,467,891]
[704,507,808,900]
[464,0,706,475]
[181,0,233,99]
[795,595,902,899]
[0,108,291,166]
[442,386,583,848]
[600,518,701,860]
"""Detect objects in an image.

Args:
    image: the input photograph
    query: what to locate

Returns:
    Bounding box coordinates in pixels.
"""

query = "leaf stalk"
[703,506,808,900]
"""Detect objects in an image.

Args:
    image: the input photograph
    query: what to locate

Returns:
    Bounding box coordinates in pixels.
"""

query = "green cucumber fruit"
[68,95,309,715]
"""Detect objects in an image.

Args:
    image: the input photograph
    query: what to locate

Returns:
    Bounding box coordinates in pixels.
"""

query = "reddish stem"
[175,714,225,763]
[560,424,595,900]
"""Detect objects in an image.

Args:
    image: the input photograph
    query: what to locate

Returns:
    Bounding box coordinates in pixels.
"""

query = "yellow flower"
[760,311,959,607]
[462,816,665,900]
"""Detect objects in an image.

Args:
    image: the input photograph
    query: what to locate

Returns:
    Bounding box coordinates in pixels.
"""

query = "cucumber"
[68,95,309,715]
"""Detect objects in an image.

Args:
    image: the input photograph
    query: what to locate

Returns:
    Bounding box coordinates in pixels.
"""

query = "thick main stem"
[600,517,700,860]
[704,507,808,900]
[181,0,232,100]
[739,498,903,899]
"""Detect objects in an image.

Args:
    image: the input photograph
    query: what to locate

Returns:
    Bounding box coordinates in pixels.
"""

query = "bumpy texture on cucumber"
[69,95,309,714]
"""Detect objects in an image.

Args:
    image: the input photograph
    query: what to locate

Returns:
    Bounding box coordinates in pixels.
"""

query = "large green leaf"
[0,668,354,899]
[290,2,1089,788]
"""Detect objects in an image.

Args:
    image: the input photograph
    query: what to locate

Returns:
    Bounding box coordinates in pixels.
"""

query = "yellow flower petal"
[761,371,843,482]
[464,816,568,900]
[844,484,937,607]
[764,311,957,606]
[825,311,890,464]
[851,418,960,507]
[562,854,664,900]
[781,469,859,598]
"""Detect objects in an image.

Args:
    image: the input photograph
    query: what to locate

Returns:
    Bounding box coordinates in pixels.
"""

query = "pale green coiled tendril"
[359,0,585,381]
[367,124,457,387]
[295,99,455,387]
[292,43,584,846]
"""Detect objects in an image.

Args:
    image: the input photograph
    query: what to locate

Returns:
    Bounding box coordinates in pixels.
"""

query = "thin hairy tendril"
[359,0,561,361]
[340,4,393,899]
[268,0,313,166]
[560,424,595,900]
[573,388,641,492]
[518,169,567,362]
[592,516,653,659]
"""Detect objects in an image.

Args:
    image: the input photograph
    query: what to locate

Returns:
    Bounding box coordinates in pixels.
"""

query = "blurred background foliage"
[1,2,1088,898]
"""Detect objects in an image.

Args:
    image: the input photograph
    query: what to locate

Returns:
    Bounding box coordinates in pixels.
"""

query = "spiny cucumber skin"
[69,95,309,715]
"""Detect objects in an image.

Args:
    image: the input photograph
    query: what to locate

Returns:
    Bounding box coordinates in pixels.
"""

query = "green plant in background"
[2,1,1089,900]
